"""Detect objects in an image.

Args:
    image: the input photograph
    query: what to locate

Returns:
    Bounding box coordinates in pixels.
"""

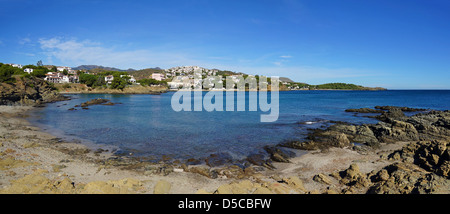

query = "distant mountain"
[72,65,136,72]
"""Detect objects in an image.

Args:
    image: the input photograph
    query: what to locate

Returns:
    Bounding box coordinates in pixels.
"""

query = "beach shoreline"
[0,105,232,193]
[1,104,449,194]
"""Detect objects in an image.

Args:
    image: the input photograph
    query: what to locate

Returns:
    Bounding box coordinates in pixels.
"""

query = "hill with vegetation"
[285,82,386,90]
[72,65,136,72]
[313,83,385,90]
[127,68,164,81]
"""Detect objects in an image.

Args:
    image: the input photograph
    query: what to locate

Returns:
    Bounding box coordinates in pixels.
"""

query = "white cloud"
[38,37,201,69]
[36,37,383,86]
[19,37,31,45]
[273,61,282,66]
[212,64,381,84]
[272,55,292,66]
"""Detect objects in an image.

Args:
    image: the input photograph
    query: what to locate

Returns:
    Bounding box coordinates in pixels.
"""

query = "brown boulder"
[388,140,449,178]
[313,173,333,185]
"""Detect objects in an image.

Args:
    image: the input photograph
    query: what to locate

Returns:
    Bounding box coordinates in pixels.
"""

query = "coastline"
[54,83,168,95]
[1,104,449,194]
[54,83,386,94]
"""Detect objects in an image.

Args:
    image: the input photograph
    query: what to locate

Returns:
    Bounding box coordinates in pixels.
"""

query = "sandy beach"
[1,105,449,194]
[0,106,230,193]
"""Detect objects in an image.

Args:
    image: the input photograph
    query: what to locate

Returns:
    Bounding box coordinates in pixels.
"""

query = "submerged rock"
[246,153,274,169]
[374,106,427,112]
[345,108,385,113]
[188,166,219,179]
[205,152,233,167]
[80,98,110,107]
[279,140,319,150]
[264,146,295,163]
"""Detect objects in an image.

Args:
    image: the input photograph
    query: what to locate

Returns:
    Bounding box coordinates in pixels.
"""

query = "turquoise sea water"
[28,90,450,161]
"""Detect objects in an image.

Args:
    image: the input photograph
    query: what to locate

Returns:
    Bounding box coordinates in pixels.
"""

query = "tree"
[29,66,51,78]
[137,78,166,86]
[0,64,26,82]
[79,74,98,87]
[95,75,106,86]
[23,65,37,70]
[37,60,43,67]
[110,77,128,90]
[0,64,15,82]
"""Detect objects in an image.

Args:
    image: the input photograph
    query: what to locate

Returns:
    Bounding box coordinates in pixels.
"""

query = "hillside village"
[4,64,287,90]
[3,63,384,91]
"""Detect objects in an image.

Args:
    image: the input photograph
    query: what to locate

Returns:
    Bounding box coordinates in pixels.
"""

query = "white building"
[57,66,72,72]
[24,68,34,74]
[167,76,190,89]
[62,76,70,83]
[44,72,79,84]
[168,81,186,89]
[8,64,23,69]
[129,76,136,83]
[120,75,137,83]
[151,73,165,81]
[44,72,63,84]
[70,75,79,83]
[105,75,114,84]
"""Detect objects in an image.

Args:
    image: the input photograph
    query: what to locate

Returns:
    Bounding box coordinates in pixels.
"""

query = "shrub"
[62,83,71,89]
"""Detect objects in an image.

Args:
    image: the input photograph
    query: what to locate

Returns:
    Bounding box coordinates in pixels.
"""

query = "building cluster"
[286,84,309,90]
[6,63,80,84]
[164,66,247,90]
[6,63,291,90]
[6,63,143,85]
[121,75,137,83]
[43,66,79,84]
[151,73,166,81]
[103,75,137,84]
[162,66,290,90]
[7,63,23,69]
[165,66,219,78]
[44,72,79,84]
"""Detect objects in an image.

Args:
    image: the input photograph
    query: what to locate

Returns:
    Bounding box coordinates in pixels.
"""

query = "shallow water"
[28,90,450,161]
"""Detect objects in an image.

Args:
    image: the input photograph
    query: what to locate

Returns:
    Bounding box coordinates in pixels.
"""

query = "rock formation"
[0,76,67,106]
[280,107,450,153]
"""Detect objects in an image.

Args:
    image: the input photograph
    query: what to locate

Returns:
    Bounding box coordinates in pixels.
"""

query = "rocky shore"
[0,104,449,194]
[0,76,68,106]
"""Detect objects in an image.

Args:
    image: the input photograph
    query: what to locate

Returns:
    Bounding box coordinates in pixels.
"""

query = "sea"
[28,90,450,162]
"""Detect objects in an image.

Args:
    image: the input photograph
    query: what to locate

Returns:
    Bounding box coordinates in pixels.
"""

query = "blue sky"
[1,0,449,89]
